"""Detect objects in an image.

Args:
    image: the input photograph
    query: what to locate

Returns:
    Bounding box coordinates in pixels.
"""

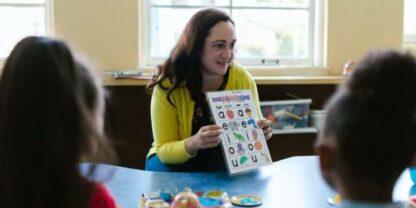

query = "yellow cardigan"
[147,63,262,164]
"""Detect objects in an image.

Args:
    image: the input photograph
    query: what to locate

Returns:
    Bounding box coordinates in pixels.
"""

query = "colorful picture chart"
[206,90,272,175]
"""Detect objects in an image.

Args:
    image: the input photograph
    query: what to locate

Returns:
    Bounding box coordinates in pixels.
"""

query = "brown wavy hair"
[146,8,234,105]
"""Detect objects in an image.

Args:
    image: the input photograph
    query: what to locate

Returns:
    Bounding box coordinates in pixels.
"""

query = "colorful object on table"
[140,192,162,208]
[410,167,416,184]
[202,190,232,208]
[144,199,170,208]
[231,194,262,207]
[171,188,202,208]
[409,168,416,206]
[140,194,147,208]
[159,188,177,202]
[195,192,204,197]
[327,193,342,206]
[410,195,416,204]
[143,192,160,201]
[409,183,416,204]
[204,190,227,198]
[409,184,416,196]
[199,197,224,207]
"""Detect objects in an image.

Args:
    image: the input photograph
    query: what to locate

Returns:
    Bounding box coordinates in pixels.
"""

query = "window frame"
[403,0,416,48]
[138,0,325,68]
[404,35,416,44]
[0,0,53,63]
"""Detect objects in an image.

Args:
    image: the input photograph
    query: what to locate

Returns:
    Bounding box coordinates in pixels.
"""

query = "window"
[0,0,49,60]
[140,0,323,67]
[404,0,416,53]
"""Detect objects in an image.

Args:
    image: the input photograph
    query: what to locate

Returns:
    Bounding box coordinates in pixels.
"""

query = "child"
[0,36,117,208]
[316,50,416,207]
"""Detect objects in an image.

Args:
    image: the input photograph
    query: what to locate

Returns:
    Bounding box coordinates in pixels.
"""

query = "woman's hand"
[185,125,222,155]
[258,119,272,140]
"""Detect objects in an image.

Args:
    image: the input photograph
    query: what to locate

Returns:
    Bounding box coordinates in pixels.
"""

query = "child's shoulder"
[86,180,117,208]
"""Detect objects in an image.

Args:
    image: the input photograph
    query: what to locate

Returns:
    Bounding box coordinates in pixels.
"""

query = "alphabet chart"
[206,90,272,175]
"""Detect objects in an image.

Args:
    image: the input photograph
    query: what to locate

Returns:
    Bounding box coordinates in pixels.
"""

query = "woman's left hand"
[258,118,272,140]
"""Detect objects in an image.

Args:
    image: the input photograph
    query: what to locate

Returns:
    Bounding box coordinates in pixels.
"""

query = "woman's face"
[201,21,236,76]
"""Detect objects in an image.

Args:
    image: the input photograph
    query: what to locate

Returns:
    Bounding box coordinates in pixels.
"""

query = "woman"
[146,8,272,172]
[0,36,117,208]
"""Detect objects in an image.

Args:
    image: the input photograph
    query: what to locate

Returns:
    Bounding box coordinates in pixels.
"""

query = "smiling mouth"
[216,61,230,66]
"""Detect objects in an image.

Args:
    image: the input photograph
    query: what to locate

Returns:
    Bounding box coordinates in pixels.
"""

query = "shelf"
[254,76,344,85]
[272,127,318,134]
[101,75,344,86]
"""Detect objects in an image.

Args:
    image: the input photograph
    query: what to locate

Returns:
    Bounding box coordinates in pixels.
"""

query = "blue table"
[82,156,414,208]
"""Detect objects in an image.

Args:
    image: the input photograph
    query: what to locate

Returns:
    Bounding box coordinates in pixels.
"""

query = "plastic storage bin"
[260,99,315,134]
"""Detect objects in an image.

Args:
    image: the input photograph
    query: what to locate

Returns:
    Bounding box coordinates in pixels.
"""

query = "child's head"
[316,50,416,201]
[0,36,110,208]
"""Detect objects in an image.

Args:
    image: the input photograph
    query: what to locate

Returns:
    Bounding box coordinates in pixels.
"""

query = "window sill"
[101,74,344,86]
[137,65,335,76]
[102,66,344,86]
[1,65,344,86]
[254,76,344,85]
[245,66,332,76]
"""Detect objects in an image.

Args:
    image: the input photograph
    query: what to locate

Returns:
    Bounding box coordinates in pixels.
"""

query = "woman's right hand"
[185,125,222,155]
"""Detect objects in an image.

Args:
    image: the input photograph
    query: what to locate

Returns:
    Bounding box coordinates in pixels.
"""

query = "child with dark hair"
[0,36,117,208]
[316,50,416,207]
